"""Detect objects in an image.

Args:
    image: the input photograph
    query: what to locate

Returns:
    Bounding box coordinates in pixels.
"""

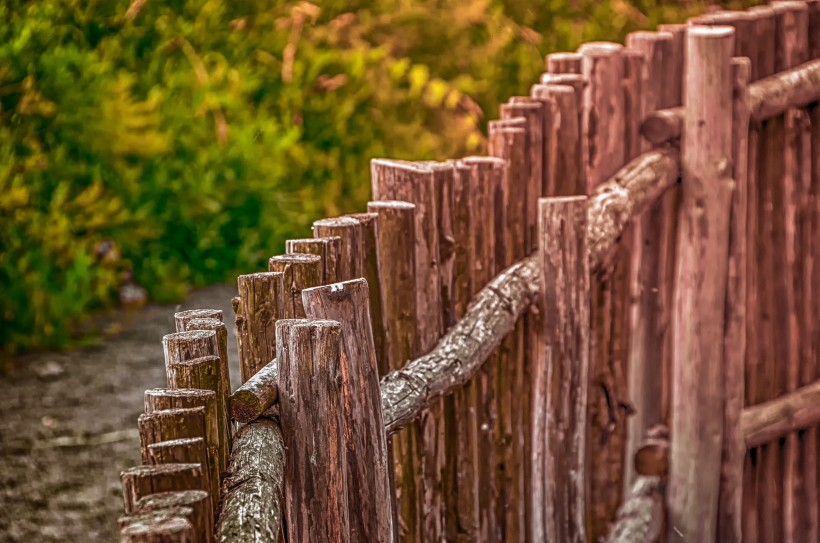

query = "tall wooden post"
[267,253,322,319]
[668,25,735,543]
[235,272,284,382]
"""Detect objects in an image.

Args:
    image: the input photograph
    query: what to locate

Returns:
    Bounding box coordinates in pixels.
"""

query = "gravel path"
[0,285,241,542]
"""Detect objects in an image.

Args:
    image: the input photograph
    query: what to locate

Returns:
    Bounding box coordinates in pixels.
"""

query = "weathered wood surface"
[162,330,217,387]
[174,309,223,333]
[217,418,285,543]
[229,358,278,424]
[742,379,820,448]
[603,477,665,543]
[302,280,395,543]
[277,319,350,543]
[185,317,231,449]
[144,438,211,513]
[546,51,582,74]
[267,253,322,319]
[167,355,229,476]
[312,216,364,282]
[138,408,207,463]
[236,272,284,382]
[668,25,735,543]
[120,463,207,514]
[143,388,220,511]
[120,515,195,543]
[538,196,590,543]
[641,58,820,143]
[286,236,341,284]
[133,491,212,543]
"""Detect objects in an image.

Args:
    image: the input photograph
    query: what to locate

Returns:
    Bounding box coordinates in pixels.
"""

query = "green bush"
[0,0,754,356]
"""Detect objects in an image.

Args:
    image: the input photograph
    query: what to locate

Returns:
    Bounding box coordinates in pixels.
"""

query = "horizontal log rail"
[641,58,820,144]
[741,379,820,449]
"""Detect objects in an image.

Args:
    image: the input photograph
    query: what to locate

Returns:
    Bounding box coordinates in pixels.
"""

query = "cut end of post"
[371,158,433,173]
[687,25,735,39]
[578,41,624,56]
[539,73,583,86]
[312,216,360,228]
[366,200,416,210]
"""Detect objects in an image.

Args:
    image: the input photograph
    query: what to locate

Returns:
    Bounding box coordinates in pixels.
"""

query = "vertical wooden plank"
[145,437,212,521]
[312,217,364,282]
[668,25,735,543]
[371,159,445,542]
[120,516,195,542]
[366,200,424,542]
[579,40,628,541]
[533,86,582,197]
[162,330,217,385]
[538,196,590,543]
[286,237,342,284]
[235,272,285,382]
[546,52,582,74]
[303,280,395,543]
[277,319,350,543]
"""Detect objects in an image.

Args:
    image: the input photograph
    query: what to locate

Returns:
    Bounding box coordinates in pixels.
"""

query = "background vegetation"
[1,0,756,356]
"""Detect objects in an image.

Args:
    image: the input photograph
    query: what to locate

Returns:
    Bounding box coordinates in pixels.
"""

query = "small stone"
[32,360,65,381]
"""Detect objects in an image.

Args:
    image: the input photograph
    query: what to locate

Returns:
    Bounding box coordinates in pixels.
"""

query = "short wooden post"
[168,355,229,478]
[131,491,212,543]
[121,464,206,514]
[533,85,582,196]
[138,408,206,462]
[143,389,219,509]
[528,85,559,195]
[537,196,590,543]
[174,309,223,333]
[267,253,322,319]
[162,330,217,386]
[668,25,735,543]
[236,272,284,382]
[366,199,423,541]
[185,318,231,442]
[303,279,395,542]
[546,52,582,74]
[312,217,364,281]
[277,319,350,543]
[286,236,342,283]
[145,438,212,518]
[120,516,195,542]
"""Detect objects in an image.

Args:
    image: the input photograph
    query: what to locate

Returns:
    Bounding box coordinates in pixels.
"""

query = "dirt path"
[0,285,240,542]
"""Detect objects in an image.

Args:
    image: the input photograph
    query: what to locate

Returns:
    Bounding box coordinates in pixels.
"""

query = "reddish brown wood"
[540,86,582,196]
[622,49,644,162]
[185,317,231,448]
[236,271,284,382]
[538,196,590,543]
[167,355,229,478]
[742,379,820,449]
[277,319,350,543]
[303,280,395,542]
[229,358,278,424]
[174,309,222,333]
[656,24,686,106]
[138,408,207,467]
[162,330,217,387]
[546,52,582,74]
[668,25,735,543]
[121,464,207,515]
[120,516,195,543]
[267,253,322,319]
[809,0,820,59]
[145,438,212,518]
[217,418,286,543]
[312,216,364,281]
[132,491,212,543]
[528,84,561,195]
[286,236,341,283]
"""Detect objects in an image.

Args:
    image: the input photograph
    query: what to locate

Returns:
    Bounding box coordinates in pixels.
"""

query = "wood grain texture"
[312,217,364,282]
[742,379,820,449]
[217,418,285,543]
[138,408,207,467]
[236,272,284,383]
[229,358,278,424]
[167,355,229,477]
[603,476,664,543]
[120,464,207,515]
[286,236,341,284]
[185,317,231,450]
[668,25,735,543]
[267,253,322,319]
[144,438,212,522]
[303,280,395,542]
[277,319,350,543]
[120,515,195,543]
[174,309,223,333]
[538,196,590,543]
[132,491,212,543]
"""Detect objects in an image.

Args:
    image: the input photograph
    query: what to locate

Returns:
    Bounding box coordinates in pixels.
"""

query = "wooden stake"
[267,253,322,319]
[546,52,582,74]
[138,408,206,463]
[312,217,364,281]
[303,280,395,542]
[145,438,212,518]
[277,319,350,543]
[162,330,217,387]
[174,309,223,333]
[132,491,212,543]
[668,25,735,543]
[185,317,231,446]
[121,464,206,514]
[236,271,284,382]
[286,236,341,283]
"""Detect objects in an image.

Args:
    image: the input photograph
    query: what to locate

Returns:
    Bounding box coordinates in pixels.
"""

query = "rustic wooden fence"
[116,1,820,542]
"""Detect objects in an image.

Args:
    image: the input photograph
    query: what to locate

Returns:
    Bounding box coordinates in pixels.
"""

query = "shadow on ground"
[0,285,240,542]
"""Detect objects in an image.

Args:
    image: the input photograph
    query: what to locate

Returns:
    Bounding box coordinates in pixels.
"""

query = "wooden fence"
[116,1,820,542]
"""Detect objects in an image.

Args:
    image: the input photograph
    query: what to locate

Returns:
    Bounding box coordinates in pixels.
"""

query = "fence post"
[267,254,322,319]
[303,279,396,542]
[546,52,582,74]
[277,319,350,543]
[185,317,231,449]
[120,516,195,542]
[236,272,284,382]
[174,309,223,333]
[286,236,342,284]
[537,196,590,543]
[162,330,217,385]
[312,217,364,281]
[120,464,207,515]
[128,490,212,543]
[668,25,735,543]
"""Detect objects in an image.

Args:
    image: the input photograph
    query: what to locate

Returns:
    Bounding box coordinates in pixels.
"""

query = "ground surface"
[0,285,241,542]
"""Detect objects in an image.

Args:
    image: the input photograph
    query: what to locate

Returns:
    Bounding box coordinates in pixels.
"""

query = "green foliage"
[0,0,755,355]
